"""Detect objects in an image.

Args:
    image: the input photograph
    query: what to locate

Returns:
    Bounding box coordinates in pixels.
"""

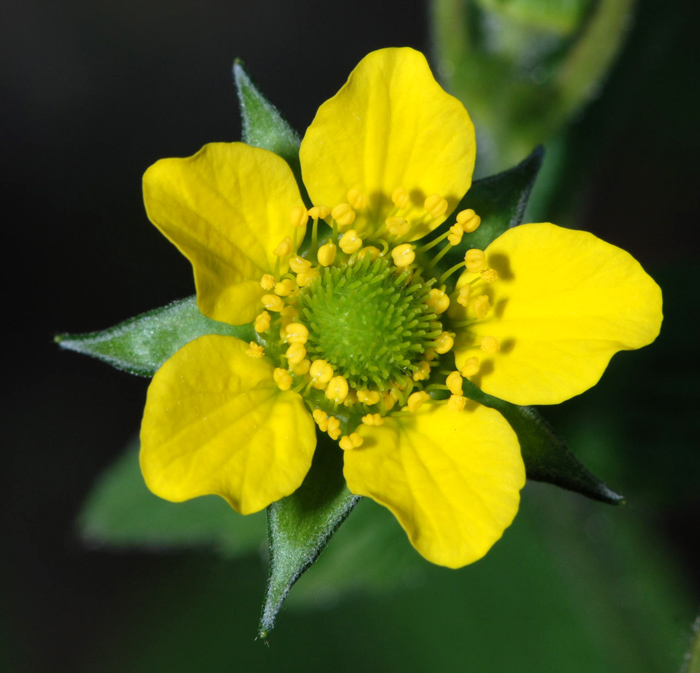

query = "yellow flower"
[139,48,662,569]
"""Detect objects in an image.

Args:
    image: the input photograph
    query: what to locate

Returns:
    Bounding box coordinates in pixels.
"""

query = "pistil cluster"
[246,188,501,449]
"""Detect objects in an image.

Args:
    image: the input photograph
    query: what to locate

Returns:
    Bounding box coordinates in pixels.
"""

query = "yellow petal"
[299,48,475,240]
[143,143,305,325]
[140,335,316,514]
[345,403,524,568]
[454,223,663,405]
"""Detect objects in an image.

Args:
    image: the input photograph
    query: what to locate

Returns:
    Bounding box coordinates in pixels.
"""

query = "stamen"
[386,216,410,237]
[446,371,463,396]
[296,268,320,287]
[456,284,471,307]
[434,332,454,354]
[465,249,487,274]
[339,433,363,450]
[273,368,292,391]
[286,343,307,365]
[274,278,296,296]
[439,261,466,285]
[480,336,500,354]
[407,391,430,413]
[447,395,466,411]
[347,188,368,211]
[426,288,450,314]
[382,391,396,412]
[480,269,499,283]
[391,243,415,268]
[310,359,334,389]
[412,361,431,381]
[362,413,384,426]
[285,322,309,344]
[290,206,308,229]
[273,237,293,257]
[317,242,337,267]
[292,358,311,376]
[424,194,448,218]
[246,342,265,358]
[461,357,480,377]
[339,229,363,254]
[447,223,463,246]
[473,295,490,320]
[309,205,330,220]
[357,245,381,261]
[327,416,341,440]
[457,209,481,233]
[262,294,285,312]
[254,311,271,333]
[289,255,312,274]
[312,409,329,432]
[331,203,356,228]
[325,375,349,403]
[357,389,381,405]
[392,187,409,210]
[260,274,276,291]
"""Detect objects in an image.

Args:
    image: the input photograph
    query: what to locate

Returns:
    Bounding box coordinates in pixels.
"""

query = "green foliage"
[260,433,358,638]
[56,296,254,377]
[79,440,265,557]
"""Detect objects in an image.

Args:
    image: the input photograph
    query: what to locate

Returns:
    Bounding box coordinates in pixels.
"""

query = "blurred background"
[2,0,699,670]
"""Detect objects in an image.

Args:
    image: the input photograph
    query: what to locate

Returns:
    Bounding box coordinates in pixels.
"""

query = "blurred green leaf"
[233,59,306,199]
[260,433,359,638]
[79,439,265,557]
[422,147,544,286]
[462,379,624,504]
[56,296,254,377]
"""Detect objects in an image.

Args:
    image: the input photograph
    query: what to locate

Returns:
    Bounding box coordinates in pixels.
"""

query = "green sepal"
[421,146,544,286]
[233,59,308,203]
[78,439,266,556]
[56,296,254,377]
[259,433,359,640]
[462,379,624,505]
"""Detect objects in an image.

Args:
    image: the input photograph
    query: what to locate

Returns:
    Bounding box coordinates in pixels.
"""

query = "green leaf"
[462,379,624,505]
[56,296,254,377]
[421,146,544,285]
[233,60,306,199]
[260,433,359,639]
[78,439,266,557]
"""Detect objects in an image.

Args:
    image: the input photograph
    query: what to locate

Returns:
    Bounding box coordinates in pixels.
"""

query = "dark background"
[3,0,699,671]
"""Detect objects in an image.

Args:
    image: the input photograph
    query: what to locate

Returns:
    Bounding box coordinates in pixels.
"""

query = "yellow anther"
[391,186,410,210]
[446,371,464,396]
[274,278,296,296]
[325,375,349,403]
[312,409,329,431]
[473,294,491,320]
[339,230,363,254]
[296,267,320,287]
[447,223,464,246]
[423,348,437,361]
[426,288,450,314]
[357,389,381,405]
[480,336,500,354]
[465,249,487,273]
[273,367,293,391]
[391,243,415,268]
[357,245,381,261]
[448,395,467,411]
[413,360,431,381]
[246,342,265,358]
[362,413,384,426]
[331,203,356,227]
[281,305,299,320]
[386,216,410,236]
[435,331,455,355]
[347,188,368,211]
[339,433,363,450]
[424,194,448,218]
[260,274,276,290]
[457,209,481,233]
[383,391,396,411]
[273,236,293,257]
[480,268,499,283]
[290,205,308,228]
[327,416,341,440]
[456,283,472,307]
[254,311,271,333]
[289,255,312,274]
[344,389,358,407]
[286,342,306,365]
[262,294,285,312]
[292,358,311,376]
[407,391,430,413]
[285,322,309,344]
[309,205,331,220]
[310,359,334,388]
[460,357,480,377]
[317,242,337,267]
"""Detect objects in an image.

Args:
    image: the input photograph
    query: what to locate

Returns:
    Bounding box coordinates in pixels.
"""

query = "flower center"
[298,256,442,389]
